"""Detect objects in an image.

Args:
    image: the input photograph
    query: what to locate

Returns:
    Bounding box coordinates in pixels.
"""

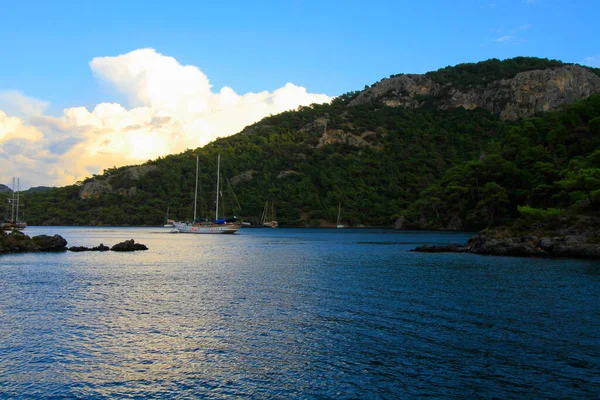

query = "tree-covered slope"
[7,100,504,226]
[408,93,600,230]
[3,57,599,228]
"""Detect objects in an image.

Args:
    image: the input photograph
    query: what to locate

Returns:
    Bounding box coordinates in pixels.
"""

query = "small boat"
[336,202,345,229]
[2,177,26,231]
[172,154,241,234]
[261,200,278,228]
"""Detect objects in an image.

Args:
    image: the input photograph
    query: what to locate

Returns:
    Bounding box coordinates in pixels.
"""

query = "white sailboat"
[336,202,345,229]
[2,177,26,231]
[172,154,241,234]
[261,200,278,228]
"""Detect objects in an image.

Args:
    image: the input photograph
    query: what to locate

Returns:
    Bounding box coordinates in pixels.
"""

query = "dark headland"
[412,215,600,259]
[0,230,148,254]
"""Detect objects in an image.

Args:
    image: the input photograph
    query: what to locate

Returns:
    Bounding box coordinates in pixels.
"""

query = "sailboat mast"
[193,156,199,221]
[337,202,341,225]
[11,177,15,223]
[215,154,220,220]
[16,178,19,222]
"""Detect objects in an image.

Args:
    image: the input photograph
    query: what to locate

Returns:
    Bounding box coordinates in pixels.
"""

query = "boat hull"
[2,222,26,231]
[172,222,241,234]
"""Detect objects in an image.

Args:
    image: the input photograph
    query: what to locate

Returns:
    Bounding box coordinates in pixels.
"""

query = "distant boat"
[172,154,241,234]
[336,202,345,229]
[2,177,26,231]
[261,200,278,228]
[163,206,175,228]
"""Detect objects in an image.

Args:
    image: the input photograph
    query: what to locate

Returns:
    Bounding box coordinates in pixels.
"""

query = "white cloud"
[495,35,514,43]
[584,54,600,67]
[0,49,331,188]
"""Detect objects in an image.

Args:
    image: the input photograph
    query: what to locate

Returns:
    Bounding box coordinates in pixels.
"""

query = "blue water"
[1,227,599,398]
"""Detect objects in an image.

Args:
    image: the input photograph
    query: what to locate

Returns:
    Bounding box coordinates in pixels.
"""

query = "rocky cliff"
[79,165,157,199]
[350,65,600,120]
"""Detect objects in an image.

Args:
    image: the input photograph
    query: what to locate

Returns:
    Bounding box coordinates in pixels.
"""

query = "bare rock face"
[230,170,256,186]
[350,66,600,120]
[79,165,157,199]
[394,216,406,230]
[351,74,440,109]
[277,170,302,179]
[80,179,112,199]
[481,66,600,119]
[120,165,157,181]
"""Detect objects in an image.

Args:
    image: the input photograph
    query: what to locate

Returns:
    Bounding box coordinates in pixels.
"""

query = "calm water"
[1,227,599,399]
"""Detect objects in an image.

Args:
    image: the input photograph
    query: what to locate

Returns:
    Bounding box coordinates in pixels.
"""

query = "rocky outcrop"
[394,216,406,230]
[413,244,469,253]
[69,243,110,252]
[412,234,600,259]
[350,66,600,120]
[446,215,463,231]
[230,170,255,185]
[79,165,157,199]
[31,235,68,251]
[0,231,68,253]
[277,170,301,179]
[119,165,157,181]
[110,239,148,252]
[80,179,112,199]
[0,231,149,254]
[317,129,375,148]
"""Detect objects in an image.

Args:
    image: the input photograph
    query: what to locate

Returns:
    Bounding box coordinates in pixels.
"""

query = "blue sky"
[1,0,598,113]
[1,0,599,188]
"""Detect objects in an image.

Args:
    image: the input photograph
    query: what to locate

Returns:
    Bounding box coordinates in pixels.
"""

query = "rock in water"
[411,244,468,253]
[110,239,148,252]
[31,234,68,251]
[69,246,89,252]
[92,243,110,251]
[69,243,112,252]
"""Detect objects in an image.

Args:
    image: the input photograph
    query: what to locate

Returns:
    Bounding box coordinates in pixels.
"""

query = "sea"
[0,227,599,399]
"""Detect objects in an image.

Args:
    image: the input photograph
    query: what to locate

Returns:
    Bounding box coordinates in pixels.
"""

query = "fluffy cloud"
[0,49,331,188]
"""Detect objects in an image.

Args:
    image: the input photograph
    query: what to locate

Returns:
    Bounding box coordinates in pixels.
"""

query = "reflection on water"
[1,227,599,398]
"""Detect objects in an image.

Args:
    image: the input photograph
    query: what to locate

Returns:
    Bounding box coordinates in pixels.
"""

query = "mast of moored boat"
[16,178,20,223]
[193,156,199,221]
[215,154,220,220]
[337,202,341,226]
[11,177,15,223]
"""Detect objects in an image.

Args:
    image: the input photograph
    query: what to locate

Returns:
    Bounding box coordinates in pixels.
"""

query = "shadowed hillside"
[4,57,600,229]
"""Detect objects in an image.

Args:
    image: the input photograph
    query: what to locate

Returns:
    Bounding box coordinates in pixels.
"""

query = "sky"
[1,0,599,188]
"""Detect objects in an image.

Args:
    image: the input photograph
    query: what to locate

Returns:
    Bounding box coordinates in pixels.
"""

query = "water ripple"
[0,227,599,398]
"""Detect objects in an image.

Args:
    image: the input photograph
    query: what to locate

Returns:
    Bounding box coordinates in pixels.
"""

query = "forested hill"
[4,57,600,228]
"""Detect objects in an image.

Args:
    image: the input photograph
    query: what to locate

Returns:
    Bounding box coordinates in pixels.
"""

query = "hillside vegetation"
[2,57,599,228]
